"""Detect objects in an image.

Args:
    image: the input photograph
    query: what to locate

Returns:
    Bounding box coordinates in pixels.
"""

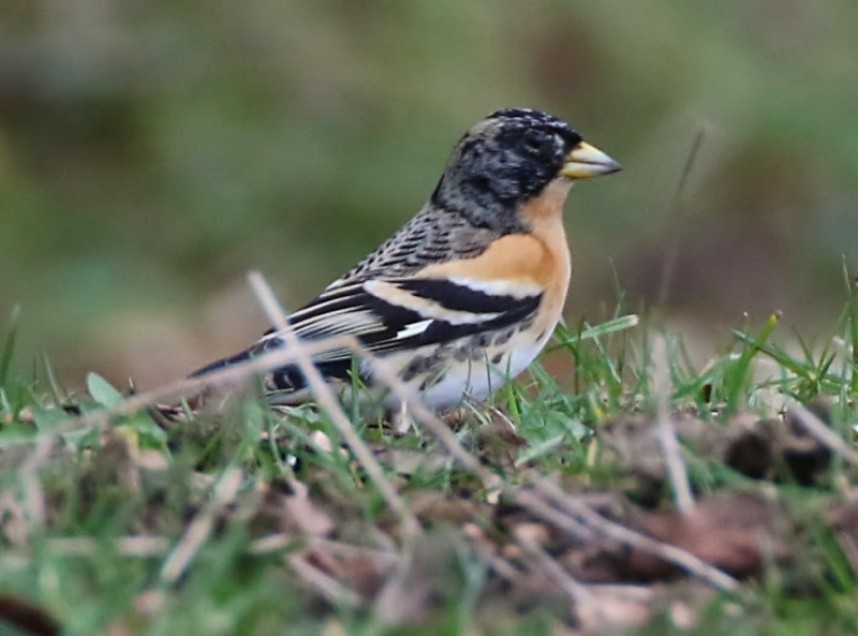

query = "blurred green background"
[2,1,857,389]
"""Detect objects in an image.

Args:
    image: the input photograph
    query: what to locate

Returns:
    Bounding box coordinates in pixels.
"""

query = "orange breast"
[419,178,573,334]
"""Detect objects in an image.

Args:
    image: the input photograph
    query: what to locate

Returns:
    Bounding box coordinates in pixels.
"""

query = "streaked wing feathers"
[296,277,539,347]
[252,276,542,393]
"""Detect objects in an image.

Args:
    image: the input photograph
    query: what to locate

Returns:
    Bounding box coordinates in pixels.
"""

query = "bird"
[190,108,621,411]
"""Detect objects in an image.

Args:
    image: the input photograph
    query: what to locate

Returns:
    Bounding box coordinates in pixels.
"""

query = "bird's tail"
[145,349,255,425]
[187,348,254,379]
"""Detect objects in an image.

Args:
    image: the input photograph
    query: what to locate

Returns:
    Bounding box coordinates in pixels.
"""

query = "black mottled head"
[431,108,619,232]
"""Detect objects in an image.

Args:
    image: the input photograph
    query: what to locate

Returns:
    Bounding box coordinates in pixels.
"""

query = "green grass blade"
[843,258,858,396]
[547,314,639,351]
[731,332,809,380]
[724,310,781,413]
[0,305,21,388]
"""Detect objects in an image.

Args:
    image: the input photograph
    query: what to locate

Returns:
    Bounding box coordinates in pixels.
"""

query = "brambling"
[191,108,620,410]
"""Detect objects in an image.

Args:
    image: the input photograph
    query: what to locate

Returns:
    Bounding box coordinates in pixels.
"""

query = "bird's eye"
[522,130,550,154]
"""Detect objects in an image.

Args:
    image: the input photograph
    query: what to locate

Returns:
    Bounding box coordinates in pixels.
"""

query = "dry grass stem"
[159,468,243,584]
[534,479,738,591]
[656,125,707,306]
[468,541,522,583]
[349,345,502,489]
[246,271,421,540]
[652,335,694,514]
[48,533,394,565]
[50,334,358,434]
[18,435,53,535]
[249,534,398,566]
[286,552,363,608]
[515,527,599,608]
[784,398,858,466]
[48,536,171,558]
[508,491,595,543]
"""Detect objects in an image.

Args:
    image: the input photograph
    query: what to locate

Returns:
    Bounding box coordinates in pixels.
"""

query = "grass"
[1,280,858,635]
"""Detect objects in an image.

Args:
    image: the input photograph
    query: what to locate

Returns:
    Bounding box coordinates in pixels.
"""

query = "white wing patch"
[395,318,433,340]
[446,276,542,299]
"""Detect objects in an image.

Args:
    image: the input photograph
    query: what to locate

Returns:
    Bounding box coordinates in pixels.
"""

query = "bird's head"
[432,108,621,231]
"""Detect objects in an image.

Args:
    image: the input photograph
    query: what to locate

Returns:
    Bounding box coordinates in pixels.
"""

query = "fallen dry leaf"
[627,493,793,579]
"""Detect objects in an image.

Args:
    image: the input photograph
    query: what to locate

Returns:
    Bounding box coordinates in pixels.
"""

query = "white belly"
[378,328,555,411]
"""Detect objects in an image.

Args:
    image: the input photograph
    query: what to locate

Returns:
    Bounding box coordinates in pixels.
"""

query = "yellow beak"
[561,141,622,180]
